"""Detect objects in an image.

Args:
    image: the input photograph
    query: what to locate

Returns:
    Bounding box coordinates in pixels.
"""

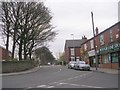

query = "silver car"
[74,61,90,71]
[68,61,76,69]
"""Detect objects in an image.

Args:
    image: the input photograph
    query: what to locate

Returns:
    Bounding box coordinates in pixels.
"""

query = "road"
[2,65,118,89]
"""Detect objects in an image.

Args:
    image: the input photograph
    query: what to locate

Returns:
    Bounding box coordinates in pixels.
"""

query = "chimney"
[95,27,99,35]
[82,35,87,39]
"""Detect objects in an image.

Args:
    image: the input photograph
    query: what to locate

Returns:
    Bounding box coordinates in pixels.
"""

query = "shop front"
[88,50,96,67]
[99,42,120,69]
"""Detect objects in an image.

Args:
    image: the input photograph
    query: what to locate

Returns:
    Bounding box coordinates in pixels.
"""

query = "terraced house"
[64,36,87,63]
[81,21,120,69]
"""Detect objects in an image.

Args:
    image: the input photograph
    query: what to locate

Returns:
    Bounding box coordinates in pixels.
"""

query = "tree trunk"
[19,39,23,60]
[5,32,9,61]
[12,39,15,60]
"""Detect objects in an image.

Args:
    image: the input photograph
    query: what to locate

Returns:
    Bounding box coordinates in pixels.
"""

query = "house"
[81,21,120,69]
[0,45,11,61]
[64,36,87,63]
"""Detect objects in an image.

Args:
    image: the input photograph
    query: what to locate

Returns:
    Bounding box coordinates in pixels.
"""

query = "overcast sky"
[44,0,119,58]
[0,0,119,59]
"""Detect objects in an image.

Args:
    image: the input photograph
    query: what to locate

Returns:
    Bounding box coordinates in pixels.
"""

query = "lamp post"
[71,34,75,61]
[91,12,98,70]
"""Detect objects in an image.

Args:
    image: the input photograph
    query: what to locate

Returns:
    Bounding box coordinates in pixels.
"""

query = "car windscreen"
[78,61,85,64]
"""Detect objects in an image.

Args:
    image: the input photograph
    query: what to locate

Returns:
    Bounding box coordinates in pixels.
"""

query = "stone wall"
[2,60,38,73]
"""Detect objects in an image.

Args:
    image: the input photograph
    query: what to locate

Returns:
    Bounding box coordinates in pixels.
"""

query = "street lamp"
[91,12,98,70]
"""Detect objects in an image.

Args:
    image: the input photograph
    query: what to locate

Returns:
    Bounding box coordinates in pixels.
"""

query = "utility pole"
[91,12,98,70]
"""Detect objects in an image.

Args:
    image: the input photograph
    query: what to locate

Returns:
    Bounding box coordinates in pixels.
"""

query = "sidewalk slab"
[91,67,118,74]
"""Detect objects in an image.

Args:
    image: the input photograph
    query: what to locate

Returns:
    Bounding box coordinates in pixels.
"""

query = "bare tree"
[1,2,11,60]
[1,2,57,61]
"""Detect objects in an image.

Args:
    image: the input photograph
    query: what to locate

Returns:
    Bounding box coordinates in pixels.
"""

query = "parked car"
[74,61,90,71]
[68,61,76,69]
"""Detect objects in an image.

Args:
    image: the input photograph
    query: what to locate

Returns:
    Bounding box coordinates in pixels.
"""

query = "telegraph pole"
[91,12,98,70]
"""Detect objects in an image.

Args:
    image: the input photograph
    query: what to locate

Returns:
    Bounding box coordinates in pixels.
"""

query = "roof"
[65,39,87,48]
[81,21,120,45]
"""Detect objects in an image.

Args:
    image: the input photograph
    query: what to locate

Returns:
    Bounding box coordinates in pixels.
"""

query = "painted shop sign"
[88,50,95,57]
[99,43,120,54]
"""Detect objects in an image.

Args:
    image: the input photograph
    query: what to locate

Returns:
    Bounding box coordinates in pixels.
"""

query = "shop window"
[111,53,118,63]
[100,34,104,45]
[103,54,109,64]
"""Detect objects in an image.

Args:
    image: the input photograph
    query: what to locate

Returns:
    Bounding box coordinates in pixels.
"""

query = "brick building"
[81,21,120,69]
[64,37,87,63]
[0,46,11,61]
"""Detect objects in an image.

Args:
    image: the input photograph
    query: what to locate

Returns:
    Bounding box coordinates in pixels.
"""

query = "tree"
[59,52,66,65]
[1,2,11,60]
[1,2,57,61]
[35,46,55,65]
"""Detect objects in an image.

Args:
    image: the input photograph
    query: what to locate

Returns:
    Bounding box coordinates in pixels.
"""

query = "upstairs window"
[84,44,87,51]
[90,40,94,49]
[110,29,113,42]
[100,34,104,45]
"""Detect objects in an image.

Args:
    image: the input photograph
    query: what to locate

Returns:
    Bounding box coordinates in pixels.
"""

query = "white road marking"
[37,85,47,88]
[56,82,104,88]
[47,86,55,88]
[56,72,92,83]
[36,72,95,88]
[81,85,103,88]
[36,85,55,88]
[26,87,33,89]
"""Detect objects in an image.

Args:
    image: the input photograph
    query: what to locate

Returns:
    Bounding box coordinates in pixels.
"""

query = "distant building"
[64,36,87,63]
[0,46,11,61]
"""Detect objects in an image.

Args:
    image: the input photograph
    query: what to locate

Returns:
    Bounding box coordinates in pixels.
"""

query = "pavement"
[90,67,119,74]
[2,66,41,76]
[1,65,119,76]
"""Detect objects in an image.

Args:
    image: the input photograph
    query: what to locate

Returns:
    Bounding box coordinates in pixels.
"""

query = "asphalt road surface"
[2,65,118,89]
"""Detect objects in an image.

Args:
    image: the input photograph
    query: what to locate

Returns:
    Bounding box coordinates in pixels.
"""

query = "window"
[103,54,108,64]
[90,40,94,49]
[84,44,87,51]
[111,53,118,63]
[70,48,74,56]
[71,57,75,61]
[110,29,113,42]
[100,34,104,45]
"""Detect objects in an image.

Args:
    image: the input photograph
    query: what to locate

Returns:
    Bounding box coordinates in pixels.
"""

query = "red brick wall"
[99,63,119,69]
[2,48,6,60]
[95,35,100,50]
[111,25,118,42]
[75,47,81,60]
[104,31,110,45]
[87,41,91,51]
[65,48,70,63]
[75,48,80,57]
